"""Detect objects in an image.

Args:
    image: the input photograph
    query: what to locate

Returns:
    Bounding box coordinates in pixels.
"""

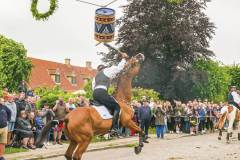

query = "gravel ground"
[48,132,240,160]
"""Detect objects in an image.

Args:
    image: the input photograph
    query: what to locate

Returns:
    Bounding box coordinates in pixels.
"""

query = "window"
[55,74,61,83]
[72,77,77,84]
[67,76,77,85]
[48,69,61,84]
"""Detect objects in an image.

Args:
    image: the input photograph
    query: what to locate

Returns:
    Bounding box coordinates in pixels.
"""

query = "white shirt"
[231,91,240,104]
[92,59,127,90]
[103,59,127,79]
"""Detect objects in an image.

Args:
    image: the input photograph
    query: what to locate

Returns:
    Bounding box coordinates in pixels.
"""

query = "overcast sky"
[0,0,240,68]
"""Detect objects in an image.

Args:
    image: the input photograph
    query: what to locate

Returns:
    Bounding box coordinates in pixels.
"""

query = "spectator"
[174,101,184,134]
[52,98,69,145]
[28,112,36,147]
[16,111,35,149]
[0,99,11,160]
[76,96,86,107]
[15,92,27,117]
[18,80,28,94]
[4,94,17,145]
[198,103,206,134]
[25,97,37,114]
[154,103,166,139]
[26,87,34,97]
[138,100,151,142]
[34,110,45,143]
[66,98,76,111]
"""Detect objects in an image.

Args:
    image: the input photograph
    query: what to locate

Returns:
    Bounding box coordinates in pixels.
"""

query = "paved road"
[49,132,240,160]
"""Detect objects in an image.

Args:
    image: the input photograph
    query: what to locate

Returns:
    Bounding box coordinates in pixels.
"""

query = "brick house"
[28,57,96,93]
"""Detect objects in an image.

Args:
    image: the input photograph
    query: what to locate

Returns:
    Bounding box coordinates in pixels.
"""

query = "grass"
[149,127,156,134]
[5,147,28,154]
[91,135,109,143]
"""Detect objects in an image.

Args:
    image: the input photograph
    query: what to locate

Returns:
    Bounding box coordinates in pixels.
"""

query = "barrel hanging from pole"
[95,8,115,43]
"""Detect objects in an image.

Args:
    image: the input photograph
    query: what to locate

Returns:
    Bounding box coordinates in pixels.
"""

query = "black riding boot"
[110,110,120,136]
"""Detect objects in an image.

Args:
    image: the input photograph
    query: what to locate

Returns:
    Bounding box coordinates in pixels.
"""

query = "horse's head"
[124,53,145,77]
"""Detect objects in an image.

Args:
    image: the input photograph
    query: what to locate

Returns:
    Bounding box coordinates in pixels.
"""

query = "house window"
[55,74,61,83]
[67,76,77,85]
[48,69,61,84]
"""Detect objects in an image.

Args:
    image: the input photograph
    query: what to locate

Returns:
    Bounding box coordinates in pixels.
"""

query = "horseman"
[92,52,129,135]
[228,86,240,110]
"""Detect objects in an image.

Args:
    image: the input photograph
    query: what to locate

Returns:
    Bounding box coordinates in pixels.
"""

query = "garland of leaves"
[31,0,58,20]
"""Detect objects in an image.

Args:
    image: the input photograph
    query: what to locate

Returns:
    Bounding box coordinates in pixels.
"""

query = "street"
[49,132,240,160]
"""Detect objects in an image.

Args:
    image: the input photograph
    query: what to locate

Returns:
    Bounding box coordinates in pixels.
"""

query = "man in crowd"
[52,98,69,145]
[15,92,27,117]
[138,99,152,142]
[0,98,11,160]
[4,94,17,145]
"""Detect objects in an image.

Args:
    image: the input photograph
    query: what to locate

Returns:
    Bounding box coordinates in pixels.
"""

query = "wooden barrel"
[95,8,115,43]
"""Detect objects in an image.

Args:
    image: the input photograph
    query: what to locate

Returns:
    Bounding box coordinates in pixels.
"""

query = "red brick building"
[28,57,96,92]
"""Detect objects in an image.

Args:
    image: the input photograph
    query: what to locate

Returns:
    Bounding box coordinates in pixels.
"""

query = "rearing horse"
[64,53,145,160]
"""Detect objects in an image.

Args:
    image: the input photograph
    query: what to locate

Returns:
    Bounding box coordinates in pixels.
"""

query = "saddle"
[90,100,113,120]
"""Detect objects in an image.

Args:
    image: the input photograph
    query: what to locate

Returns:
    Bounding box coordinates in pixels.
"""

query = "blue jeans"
[156,125,165,138]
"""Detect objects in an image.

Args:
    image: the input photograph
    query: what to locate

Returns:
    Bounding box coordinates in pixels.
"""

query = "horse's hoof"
[139,142,144,147]
[64,154,72,160]
[134,146,142,154]
[218,137,221,140]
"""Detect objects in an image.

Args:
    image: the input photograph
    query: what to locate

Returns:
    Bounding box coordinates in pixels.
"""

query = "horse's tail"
[215,111,228,129]
[36,120,58,148]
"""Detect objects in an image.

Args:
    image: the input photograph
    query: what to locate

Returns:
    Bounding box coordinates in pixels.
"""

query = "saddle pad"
[92,105,113,119]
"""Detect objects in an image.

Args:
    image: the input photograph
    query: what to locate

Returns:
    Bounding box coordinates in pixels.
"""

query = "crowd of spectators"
[0,83,88,160]
[131,98,226,140]
[0,83,227,160]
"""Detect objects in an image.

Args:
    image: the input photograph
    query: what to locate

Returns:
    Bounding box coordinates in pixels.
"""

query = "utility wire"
[76,0,119,7]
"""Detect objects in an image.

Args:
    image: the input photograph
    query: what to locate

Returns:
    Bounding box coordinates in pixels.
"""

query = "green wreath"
[31,0,58,21]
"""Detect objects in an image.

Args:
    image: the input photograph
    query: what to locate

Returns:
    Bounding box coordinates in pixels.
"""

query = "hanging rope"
[75,0,119,7]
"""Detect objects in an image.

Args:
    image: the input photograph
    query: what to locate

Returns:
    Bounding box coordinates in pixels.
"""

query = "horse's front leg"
[218,129,222,140]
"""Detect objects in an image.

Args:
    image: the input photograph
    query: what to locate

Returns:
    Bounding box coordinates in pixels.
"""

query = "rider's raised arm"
[103,59,127,79]
[231,91,240,104]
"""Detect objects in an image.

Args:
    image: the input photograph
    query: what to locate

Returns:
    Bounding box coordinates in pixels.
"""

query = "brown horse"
[215,105,240,142]
[63,53,145,160]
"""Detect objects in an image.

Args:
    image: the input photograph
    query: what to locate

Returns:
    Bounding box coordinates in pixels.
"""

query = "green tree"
[227,65,240,89]
[132,87,160,101]
[193,59,231,102]
[0,35,32,92]
[100,0,215,100]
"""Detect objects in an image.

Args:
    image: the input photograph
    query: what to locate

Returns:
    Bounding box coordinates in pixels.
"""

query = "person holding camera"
[52,98,69,145]
[154,103,166,139]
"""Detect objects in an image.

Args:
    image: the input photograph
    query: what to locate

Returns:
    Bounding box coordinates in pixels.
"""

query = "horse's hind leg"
[65,140,78,160]
[73,139,91,160]
[126,120,145,152]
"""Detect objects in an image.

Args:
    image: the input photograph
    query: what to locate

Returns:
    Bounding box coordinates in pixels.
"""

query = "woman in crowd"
[16,111,35,149]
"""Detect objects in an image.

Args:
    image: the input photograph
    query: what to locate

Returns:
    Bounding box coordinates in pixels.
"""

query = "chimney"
[86,61,92,69]
[65,58,71,66]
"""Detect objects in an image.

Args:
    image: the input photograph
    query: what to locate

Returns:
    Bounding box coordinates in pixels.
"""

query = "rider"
[92,52,129,135]
[228,86,240,110]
